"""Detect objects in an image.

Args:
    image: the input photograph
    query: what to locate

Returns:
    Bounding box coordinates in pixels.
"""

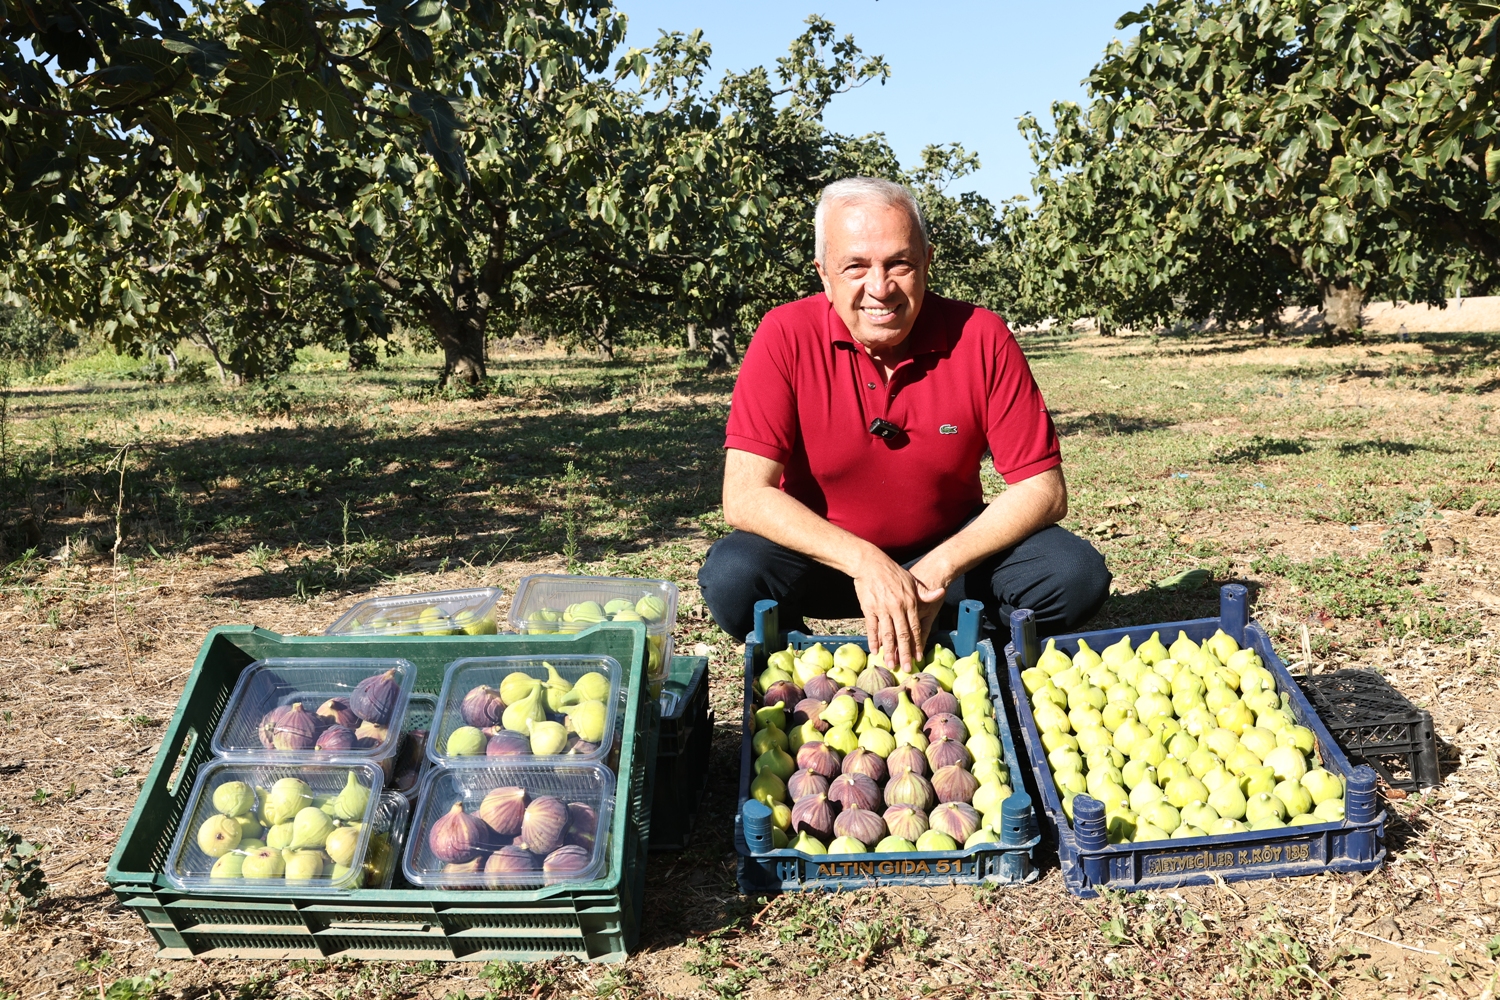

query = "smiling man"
[698,177,1111,667]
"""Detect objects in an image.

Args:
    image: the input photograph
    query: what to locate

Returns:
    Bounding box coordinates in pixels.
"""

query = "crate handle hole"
[165,727,199,797]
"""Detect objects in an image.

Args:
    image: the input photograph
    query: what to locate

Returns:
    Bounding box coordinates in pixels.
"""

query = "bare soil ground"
[1,323,1498,999]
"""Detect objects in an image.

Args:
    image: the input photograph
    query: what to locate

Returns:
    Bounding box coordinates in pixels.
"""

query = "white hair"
[814,177,929,266]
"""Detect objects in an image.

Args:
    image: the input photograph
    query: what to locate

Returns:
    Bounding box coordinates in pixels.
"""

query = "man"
[697,177,1110,669]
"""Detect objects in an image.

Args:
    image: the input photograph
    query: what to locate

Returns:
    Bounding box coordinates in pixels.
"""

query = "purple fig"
[543,844,594,882]
[872,686,904,717]
[906,673,941,706]
[429,802,488,864]
[919,690,959,717]
[566,802,599,850]
[827,773,882,812]
[926,737,972,773]
[791,698,830,732]
[486,729,532,756]
[393,729,427,792]
[763,680,803,710]
[442,856,488,887]
[840,747,888,784]
[803,674,840,703]
[485,845,539,873]
[354,720,389,748]
[930,801,981,843]
[833,807,887,848]
[566,738,600,756]
[266,702,318,750]
[460,685,506,728]
[884,770,935,812]
[932,764,980,805]
[883,803,929,843]
[520,796,569,855]
[787,768,830,803]
[887,744,929,778]
[316,696,360,730]
[477,786,528,837]
[855,665,897,695]
[833,686,869,705]
[351,668,401,725]
[790,793,837,841]
[796,741,842,779]
[924,713,968,744]
[314,724,357,751]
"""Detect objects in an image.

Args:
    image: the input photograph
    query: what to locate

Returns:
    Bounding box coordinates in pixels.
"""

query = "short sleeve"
[724,313,797,464]
[986,324,1062,484]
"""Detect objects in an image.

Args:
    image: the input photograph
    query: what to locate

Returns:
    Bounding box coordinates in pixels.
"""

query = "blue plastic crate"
[1006,584,1386,898]
[734,600,1039,892]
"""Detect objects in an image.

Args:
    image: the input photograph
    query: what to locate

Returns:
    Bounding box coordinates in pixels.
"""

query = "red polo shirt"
[725,293,1060,561]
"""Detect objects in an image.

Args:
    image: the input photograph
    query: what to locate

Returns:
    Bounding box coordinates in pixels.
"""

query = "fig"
[871,686,902,717]
[241,847,286,878]
[926,737,972,772]
[932,764,980,804]
[529,720,569,755]
[919,690,959,717]
[915,829,958,852]
[566,802,599,850]
[264,702,319,750]
[543,844,594,882]
[332,771,371,821]
[885,769,935,811]
[787,768,830,802]
[315,725,357,751]
[790,792,837,841]
[929,801,981,843]
[827,773,881,812]
[763,680,803,710]
[316,697,360,730]
[833,806,887,848]
[875,835,917,853]
[285,849,324,881]
[833,686,869,705]
[520,796,569,855]
[924,713,968,744]
[446,725,488,756]
[856,664,896,695]
[565,671,612,706]
[757,745,797,780]
[197,814,242,857]
[502,687,547,734]
[351,668,402,725]
[566,738,600,756]
[883,803,929,843]
[443,857,489,886]
[499,671,541,706]
[477,786,528,837]
[565,700,608,745]
[484,845,539,873]
[906,673,942,706]
[487,729,532,756]
[460,685,506,728]
[289,806,335,850]
[264,777,313,825]
[796,741,842,779]
[210,853,245,878]
[430,802,489,864]
[791,698,829,732]
[354,720,389,747]
[325,825,360,866]
[887,744,928,778]
[840,747,887,784]
[803,674,840,703]
[212,781,256,818]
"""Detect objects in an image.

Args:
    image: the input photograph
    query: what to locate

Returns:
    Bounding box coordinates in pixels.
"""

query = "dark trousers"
[698,521,1112,642]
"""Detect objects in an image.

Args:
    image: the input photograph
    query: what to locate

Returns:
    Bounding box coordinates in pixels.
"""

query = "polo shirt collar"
[824,293,956,358]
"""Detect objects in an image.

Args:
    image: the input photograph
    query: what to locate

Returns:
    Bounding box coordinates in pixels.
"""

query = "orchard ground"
[0,316,1498,1000]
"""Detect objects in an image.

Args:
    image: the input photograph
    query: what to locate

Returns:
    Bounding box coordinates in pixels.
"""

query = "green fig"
[564,671,612,706]
[499,671,542,706]
[265,822,295,850]
[565,699,608,745]
[1136,631,1169,665]
[210,853,245,878]
[635,595,667,621]
[212,781,257,818]
[446,725,487,756]
[284,849,325,881]
[332,771,371,821]
[542,663,573,712]
[1072,639,1103,670]
[241,848,285,879]
[502,686,548,734]
[288,806,335,850]
[755,746,796,781]
[197,814,242,858]
[754,701,787,732]
[753,726,789,757]
[529,719,569,755]
[875,835,916,853]
[325,825,361,867]
[264,778,313,826]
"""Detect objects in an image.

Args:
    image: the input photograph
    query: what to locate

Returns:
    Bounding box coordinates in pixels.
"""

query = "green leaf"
[160,32,231,78]
[222,48,295,118]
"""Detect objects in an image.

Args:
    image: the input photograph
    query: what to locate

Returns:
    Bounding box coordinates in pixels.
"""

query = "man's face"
[815,200,933,355]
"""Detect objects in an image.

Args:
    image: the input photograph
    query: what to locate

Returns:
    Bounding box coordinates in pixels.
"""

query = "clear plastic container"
[325,588,504,637]
[428,655,622,768]
[165,759,385,895]
[390,693,435,804]
[211,658,417,761]
[361,793,411,890]
[402,763,615,890]
[508,575,678,681]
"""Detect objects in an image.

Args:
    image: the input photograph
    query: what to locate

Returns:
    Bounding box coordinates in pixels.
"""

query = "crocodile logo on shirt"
[939,424,958,435]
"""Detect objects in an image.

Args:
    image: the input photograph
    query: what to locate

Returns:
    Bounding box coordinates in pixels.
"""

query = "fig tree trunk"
[427,269,488,387]
[1321,281,1364,338]
[685,322,698,350]
[706,326,737,371]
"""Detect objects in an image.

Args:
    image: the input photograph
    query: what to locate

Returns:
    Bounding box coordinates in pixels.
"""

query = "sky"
[617,1,1140,205]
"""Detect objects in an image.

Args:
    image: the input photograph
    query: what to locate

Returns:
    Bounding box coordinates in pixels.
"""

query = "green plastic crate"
[105,623,657,963]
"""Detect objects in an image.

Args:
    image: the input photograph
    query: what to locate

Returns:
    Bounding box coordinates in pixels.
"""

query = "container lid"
[211,658,417,760]
[325,588,504,637]
[402,763,615,890]
[508,575,677,636]
[165,759,385,894]
[428,655,623,768]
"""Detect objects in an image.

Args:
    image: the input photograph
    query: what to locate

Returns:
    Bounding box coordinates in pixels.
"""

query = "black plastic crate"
[1296,670,1440,791]
[651,656,712,851]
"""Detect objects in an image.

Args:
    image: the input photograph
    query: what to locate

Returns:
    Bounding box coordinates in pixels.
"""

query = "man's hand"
[854,549,946,671]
